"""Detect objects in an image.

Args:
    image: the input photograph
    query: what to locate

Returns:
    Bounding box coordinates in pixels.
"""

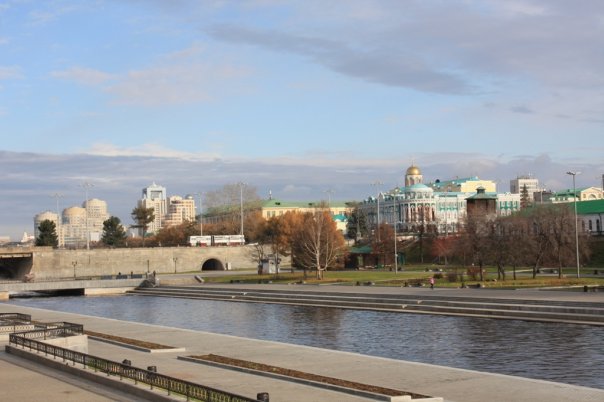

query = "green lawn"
[204,266,604,289]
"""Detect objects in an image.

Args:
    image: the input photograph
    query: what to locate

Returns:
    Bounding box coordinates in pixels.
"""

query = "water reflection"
[7,296,604,389]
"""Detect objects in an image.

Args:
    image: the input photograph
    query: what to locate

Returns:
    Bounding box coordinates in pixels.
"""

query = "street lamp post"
[566,171,581,278]
[79,182,94,250]
[324,189,335,207]
[195,192,204,236]
[50,193,64,247]
[237,182,245,237]
[371,181,383,239]
[394,195,402,274]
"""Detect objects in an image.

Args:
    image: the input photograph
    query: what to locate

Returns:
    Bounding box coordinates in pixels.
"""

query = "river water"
[8,295,604,389]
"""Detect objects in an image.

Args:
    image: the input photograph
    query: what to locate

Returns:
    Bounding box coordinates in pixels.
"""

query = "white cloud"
[27,2,80,25]
[0,65,23,80]
[51,66,114,86]
[84,142,221,160]
[51,44,249,106]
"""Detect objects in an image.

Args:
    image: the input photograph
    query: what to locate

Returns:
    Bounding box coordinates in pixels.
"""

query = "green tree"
[35,219,58,247]
[101,216,127,247]
[131,206,155,247]
[520,184,531,209]
[346,206,368,241]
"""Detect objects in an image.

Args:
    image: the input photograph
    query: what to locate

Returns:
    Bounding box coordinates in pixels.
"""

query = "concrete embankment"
[1,303,603,402]
[129,284,604,326]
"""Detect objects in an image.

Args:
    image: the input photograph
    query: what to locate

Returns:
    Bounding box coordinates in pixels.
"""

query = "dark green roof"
[576,199,604,215]
[261,199,351,208]
[349,245,372,254]
[430,176,480,189]
[465,191,497,200]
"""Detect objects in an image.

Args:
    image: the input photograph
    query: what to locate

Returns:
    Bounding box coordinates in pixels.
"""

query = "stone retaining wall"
[30,246,259,280]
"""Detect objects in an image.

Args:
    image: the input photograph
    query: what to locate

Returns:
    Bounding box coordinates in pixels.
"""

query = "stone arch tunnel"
[201,258,225,271]
[0,249,33,280]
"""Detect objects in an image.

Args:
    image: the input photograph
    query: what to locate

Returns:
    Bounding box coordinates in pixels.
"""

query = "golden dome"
[406,165,421,175]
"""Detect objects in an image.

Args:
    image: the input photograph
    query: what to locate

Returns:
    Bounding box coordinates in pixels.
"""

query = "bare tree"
[292,206,347,279]
[372,223,395,268]
[546,204,576,278]
[459,210,491,281]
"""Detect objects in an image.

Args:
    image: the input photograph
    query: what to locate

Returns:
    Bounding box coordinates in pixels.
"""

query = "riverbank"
[130,282,604,326]
[1,303,603,402]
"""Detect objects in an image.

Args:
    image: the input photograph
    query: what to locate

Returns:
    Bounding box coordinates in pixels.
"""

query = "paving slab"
[1,303,603,402]
[0,349,143,401]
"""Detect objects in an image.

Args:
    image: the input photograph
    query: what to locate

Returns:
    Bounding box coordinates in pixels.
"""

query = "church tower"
[405,164,423,187]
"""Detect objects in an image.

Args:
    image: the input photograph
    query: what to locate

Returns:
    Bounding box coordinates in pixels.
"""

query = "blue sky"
[1,0,603,239]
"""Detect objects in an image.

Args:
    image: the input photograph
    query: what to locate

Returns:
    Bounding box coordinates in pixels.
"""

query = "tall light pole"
[324,189,335,207]
[79,182,94,250]
[371,181,383,240]
[50,193,64,247]
[237,182,245,237]
[566,171,581,278]
[394,195,401,274]
[195,192,204,236]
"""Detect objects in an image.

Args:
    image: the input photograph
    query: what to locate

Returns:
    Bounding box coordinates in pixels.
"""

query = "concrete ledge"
[41,334,88,354]
[84,287,136,296]
[178,356,442,402]
[88,335,186,354]
[5,345,179,401]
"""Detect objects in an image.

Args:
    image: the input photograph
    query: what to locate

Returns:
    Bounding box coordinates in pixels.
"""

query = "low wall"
[42,334,89,354]
[30,246,258,280]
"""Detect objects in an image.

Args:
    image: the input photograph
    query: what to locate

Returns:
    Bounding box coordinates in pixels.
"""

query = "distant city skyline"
[1,1,603,239]
[2,150,602,241]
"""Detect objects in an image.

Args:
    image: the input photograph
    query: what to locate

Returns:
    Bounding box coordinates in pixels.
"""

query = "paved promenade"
[1,293,604,402]
[206,282,604,302]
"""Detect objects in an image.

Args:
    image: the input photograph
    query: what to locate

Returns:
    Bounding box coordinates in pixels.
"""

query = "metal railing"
[9,325,260,402]
[12,322,84,340]
[0,313,32,322]
[0,313,33,334]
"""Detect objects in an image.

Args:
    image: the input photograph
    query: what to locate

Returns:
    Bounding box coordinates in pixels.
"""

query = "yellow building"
[260,200,352,219]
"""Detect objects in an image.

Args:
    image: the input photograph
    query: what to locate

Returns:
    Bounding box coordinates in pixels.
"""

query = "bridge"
[0,277,145,299]
[0,246,34,280]
[0,245,261,298]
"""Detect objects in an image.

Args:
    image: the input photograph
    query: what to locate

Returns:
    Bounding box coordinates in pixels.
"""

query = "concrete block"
[41,334,88,354]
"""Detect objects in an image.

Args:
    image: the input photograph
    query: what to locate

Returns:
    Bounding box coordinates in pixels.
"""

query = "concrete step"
[128,288,604,325]
[151,285,604,308]
[132,287,604,315]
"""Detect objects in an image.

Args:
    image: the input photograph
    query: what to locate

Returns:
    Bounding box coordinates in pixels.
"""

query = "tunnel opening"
[0,257,32,280]
[201,258,224,271]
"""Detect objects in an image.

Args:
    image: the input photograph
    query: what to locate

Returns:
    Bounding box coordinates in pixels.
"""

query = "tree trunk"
[479,260,484,281]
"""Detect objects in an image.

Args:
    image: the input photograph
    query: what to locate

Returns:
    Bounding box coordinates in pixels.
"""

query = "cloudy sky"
[1,0,603,240]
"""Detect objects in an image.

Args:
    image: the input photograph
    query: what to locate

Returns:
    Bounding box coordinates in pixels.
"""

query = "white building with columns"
[359,164,521,234]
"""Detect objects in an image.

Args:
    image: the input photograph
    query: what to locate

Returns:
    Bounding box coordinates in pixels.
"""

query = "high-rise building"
[138,182,167,234]
[83,198,110,241]
[34,198,112,248]
[34,211,60,244]
[164,195,196,227]
[510,175,542,202]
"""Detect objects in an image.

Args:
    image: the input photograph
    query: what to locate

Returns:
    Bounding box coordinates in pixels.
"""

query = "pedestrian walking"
[429,276,435,289]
